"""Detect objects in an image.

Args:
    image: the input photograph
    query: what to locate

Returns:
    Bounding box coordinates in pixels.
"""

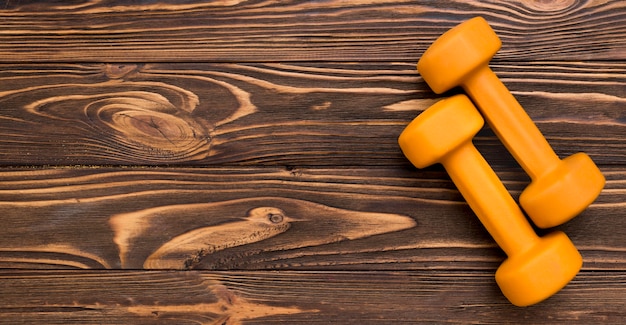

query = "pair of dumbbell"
[399,17,605,306]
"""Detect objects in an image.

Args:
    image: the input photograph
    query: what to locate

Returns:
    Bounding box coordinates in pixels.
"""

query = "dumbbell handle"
[463,68,561,180]
[443,142,539,256]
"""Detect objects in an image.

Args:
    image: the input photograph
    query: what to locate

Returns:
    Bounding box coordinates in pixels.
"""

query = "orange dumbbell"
[398,94,582,306]
[417,17,604,228]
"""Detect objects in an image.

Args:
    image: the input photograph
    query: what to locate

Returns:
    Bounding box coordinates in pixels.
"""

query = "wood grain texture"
[0,270,624,324]
[0,62,622,166]
[0,0,624,62]
[0,0,624,322]
[0,167,623,271]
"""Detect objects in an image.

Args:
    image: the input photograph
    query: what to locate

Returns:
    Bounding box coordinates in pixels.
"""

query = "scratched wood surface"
[0,0,625,324]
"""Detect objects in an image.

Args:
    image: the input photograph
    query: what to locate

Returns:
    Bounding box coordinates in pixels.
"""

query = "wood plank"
[0,1,623,323]
[0,62,622,166]
[0,167,623,271]
[0,1,625,62]
[0,270,624,324]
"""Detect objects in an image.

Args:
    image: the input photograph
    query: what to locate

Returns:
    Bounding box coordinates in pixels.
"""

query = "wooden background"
[0,0,624,323]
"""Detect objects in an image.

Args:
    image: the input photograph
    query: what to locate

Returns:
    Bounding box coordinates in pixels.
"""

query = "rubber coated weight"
[417,17,605,228]
[399,95,582,306]
[396,94,483,168]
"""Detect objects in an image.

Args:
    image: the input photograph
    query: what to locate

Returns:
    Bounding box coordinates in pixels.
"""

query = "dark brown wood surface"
[0,1,624,324]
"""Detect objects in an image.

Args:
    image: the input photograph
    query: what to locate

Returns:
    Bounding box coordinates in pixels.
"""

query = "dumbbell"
[417,17,605,228]
[398,94,582,306]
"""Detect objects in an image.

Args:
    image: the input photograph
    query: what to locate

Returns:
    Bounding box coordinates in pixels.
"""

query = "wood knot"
[23,84,210,163]
[111,108,210,161]
[103,64,139,79]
